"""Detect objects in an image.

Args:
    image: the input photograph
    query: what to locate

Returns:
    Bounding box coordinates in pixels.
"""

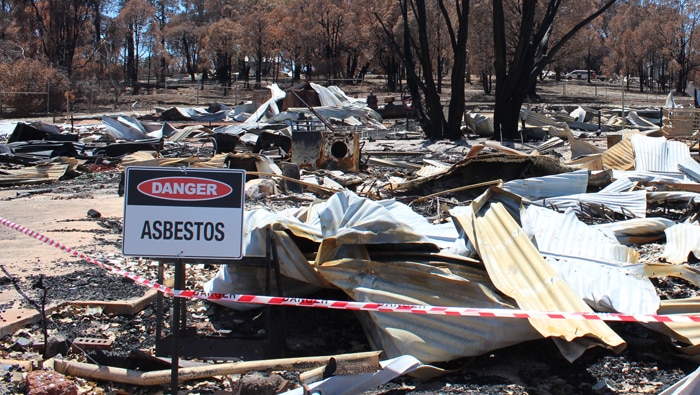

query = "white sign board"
[122,166,245,259]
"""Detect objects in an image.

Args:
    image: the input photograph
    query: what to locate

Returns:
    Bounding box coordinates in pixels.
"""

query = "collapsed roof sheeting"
[662,222,700,264]
[157,106,229,122]
[501,169,589,200]
[679,158,700,182]
[450,187,626,361]
[310,82,344,107]
[543,256,659,315]
[547,125,603,159]
[394,155,574,198]
[202,191,547,363]
[647,191,700,206]
[602,136,636,170]
[522,205,660,316]
[0,162,72,186]
[612,169,691,185]
[209,84,288,136]
[593,217,676,245]
[1,141,82,164]
[8,122,78,143]
[245,84,286,124]
[631,134,692,174]
[531,190,648,218]
[271,106,386,130]
[317,256,541,363]
[524,205,639,264]
[521,108,602,132]
[102,115,151,141]
[312,191,440,264]
[628,111,661,131]
[599,177,637,193]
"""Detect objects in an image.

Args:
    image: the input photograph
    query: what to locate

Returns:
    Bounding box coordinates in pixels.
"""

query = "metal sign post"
[122,166,245,394]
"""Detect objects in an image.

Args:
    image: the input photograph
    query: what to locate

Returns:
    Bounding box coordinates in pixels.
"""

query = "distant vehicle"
[565,70,594,80]
[541,70,556,79]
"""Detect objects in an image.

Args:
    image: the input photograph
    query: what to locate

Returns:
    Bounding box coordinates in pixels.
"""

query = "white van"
[565,70,593,80]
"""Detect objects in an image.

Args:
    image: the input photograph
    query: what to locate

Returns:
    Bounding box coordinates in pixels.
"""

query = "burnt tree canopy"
[375,0,469,141]
[492,0,617,140]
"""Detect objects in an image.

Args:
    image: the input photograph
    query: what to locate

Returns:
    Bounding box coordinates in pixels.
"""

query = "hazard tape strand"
[1,216,696,324]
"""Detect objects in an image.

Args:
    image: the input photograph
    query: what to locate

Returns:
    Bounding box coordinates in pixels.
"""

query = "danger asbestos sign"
[122,167,245,259]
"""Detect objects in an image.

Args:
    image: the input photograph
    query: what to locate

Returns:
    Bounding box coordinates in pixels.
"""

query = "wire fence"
[0,76,688,119]
[0,84,51,116]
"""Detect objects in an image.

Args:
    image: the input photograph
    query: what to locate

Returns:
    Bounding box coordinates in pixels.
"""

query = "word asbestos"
[140,220,225,241]
[2,216,698,324]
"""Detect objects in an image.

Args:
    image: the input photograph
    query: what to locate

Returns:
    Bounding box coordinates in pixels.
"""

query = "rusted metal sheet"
[594,217,675,245]
[450,187,626,361]
[317,255,541,363]
[602,137,635,170]
[291,131,361,172]
[283,88,321,111]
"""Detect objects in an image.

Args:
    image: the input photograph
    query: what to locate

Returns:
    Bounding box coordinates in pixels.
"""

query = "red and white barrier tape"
[2,216,697,324]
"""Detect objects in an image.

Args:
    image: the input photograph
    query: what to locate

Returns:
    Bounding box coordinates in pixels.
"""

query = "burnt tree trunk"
[126,23,138,91]
[491,0,617,140]
[375,0,468,140]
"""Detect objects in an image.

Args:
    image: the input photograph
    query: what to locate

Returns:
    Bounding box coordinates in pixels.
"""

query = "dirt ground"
[18,74,689,119]
[0,77,698,394]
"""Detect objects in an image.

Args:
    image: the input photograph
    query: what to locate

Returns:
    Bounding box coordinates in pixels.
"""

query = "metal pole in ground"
[171,260,183,394]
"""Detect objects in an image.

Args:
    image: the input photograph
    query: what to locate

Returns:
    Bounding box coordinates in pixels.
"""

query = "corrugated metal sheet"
[167,125,213,142]
[599,177,637,193]
[416,164,450,178]
[205,191,456,310]
[102,115,149,140]
[521,108,600,131]
[651,297,700,351]
[648,191,700,205]
[532,190,647,218]
[317,256,541,363]
[524,205,639,264]
[502,169,588,200]
[522,205,659,315]
[678,157,700,183]
[662,222,700,264]
[641,265,700,356]
[0,163,71,186]
[521,109,562,128]
[378,199,458,249]
[644,263,700,286]
[367,158,422,170]
[553,115,601,131]
[631,134,691,173]
[628,111,661,131]
[543,124,602,159]
[543,255,659,315]
[451,188,626,361]
[569,135,604,159]
[533,137,566,154]
[593,217,676,245]
[611,169,689,184]
[602,138,635,170]
[565,154,603,171]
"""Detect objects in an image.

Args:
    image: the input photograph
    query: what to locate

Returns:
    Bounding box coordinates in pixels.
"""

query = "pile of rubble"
[1,83,700,394]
